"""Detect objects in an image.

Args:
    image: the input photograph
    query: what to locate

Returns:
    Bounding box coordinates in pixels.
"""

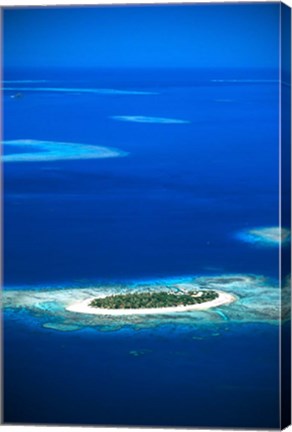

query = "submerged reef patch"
[4,80,49,84]
[236,227,291,247]
[2,139,128,162]
[4,86,157,96]
[3,274,285,332]
[111,115,190,124]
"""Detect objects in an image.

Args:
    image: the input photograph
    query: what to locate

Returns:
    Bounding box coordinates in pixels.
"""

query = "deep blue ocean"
[3,68,281,428]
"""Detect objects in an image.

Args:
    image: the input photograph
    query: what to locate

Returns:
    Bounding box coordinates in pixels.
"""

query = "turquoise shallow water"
[3,273,286,331]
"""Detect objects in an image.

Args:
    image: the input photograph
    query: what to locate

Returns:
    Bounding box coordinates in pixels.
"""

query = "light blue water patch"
[4,144,43,155]
[236,226,290,247]
[2,139,128,162]
[111,115,190,124]
[211,79,279,83]
[4,87,157,95]
[3,80,48,83]
[214,99,234,103]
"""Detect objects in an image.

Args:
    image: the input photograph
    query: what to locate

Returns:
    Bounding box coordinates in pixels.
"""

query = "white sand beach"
[66,290,236,316]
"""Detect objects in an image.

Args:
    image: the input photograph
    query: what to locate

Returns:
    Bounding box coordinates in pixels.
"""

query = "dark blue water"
[4,313,281,428]
[3,68,281,427]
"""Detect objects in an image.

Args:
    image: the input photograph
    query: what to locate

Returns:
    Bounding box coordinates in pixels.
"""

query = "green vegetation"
[90,290,218,310]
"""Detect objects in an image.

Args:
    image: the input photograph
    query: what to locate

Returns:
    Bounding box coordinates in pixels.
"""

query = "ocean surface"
[3,67,282,428]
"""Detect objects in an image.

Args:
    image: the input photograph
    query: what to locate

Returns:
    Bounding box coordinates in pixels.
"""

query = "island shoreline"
[65,290,236,316]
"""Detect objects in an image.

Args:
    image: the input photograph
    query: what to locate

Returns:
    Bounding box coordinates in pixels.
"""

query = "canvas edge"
[280,1,292,430]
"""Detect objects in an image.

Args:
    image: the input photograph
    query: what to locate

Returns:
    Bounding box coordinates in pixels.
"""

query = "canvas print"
[1,2,291,429]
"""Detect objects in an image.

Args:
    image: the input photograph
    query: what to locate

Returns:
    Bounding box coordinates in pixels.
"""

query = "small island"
[90,290,218,309]
[66,289,236,316]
